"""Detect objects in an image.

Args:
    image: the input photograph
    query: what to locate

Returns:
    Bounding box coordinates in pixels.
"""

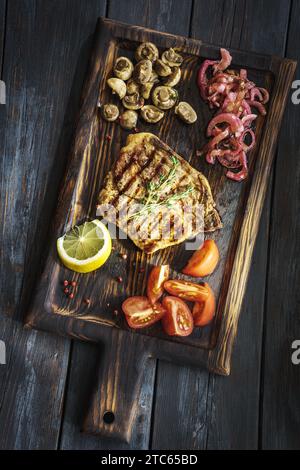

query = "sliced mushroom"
[163,67,181,87]
[141,105,164,124]
[119,110,138,130]
[175,102,197,124]
[152,86,178,110]
[101,103,119,122]
[154,59,172,77]
[107,77,127,99]
[113,57,134,81]
[161,48,183,67]
[122,92,144,110]
[134,60,153,84]
[135,42,159,62]
[150,70,160,84]
[140,82,154,100]
[126,79,140,95]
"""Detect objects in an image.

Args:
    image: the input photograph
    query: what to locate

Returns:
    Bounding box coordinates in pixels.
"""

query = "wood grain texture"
[83,331,155,443]
[23,16,296,449]
[152,362,211,450]
[152,0,292,450]
[261,0,300,449]
[59,341,157,450]
[148,0,210,451]
[204,0,293,449]
[0,0,107,449]
[60,0,194,448]
[0,0,6,72]
[107,0,192,36]
[23,12,294,449]
[25,16,294,372]
[0,0,297,452]
[208,57,296,375]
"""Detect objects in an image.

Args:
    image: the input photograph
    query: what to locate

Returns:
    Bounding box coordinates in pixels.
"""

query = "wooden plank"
[0,0,107,449]
[261,0,300,449]
[61,335,156,449]
[107,0,192,35]
[152,0,291,450]
[23,4,294,447]
[24,16,293,369]
[0,0,5,71]
[59,0,194,449]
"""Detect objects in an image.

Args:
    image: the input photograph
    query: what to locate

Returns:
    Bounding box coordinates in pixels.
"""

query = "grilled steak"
[97,133,222,253]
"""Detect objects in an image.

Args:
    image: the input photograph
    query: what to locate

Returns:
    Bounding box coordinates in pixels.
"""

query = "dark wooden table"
[0,0,299,450]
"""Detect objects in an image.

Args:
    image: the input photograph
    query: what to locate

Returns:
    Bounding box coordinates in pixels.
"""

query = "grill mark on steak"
[97,133,222,253]
[114,147,157,195]
[114,144,148,180]
[143,173,189,240]
[109,149,157,208]
[114,155,170,217]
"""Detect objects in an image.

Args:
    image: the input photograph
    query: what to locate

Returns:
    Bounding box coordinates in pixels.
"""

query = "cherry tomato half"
[164,279,209,302]
[147,265,170,305]
[182,240,219,277]
[192,282,216,326]
[122,296,165,329]
[162,296,194,337]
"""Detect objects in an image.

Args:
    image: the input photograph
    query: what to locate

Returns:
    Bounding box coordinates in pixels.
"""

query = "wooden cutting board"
[25,18,296,441]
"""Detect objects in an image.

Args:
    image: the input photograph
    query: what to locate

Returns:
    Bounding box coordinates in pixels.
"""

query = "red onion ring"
[250,87,263,102]
[241,100,252,115]
[207,113,244,137]
[217,154,243,169]
[206,152,216,164]
[213,48,233,72]
[226,151,248,181]
[208,129,230,148]
[247,100,267,115]
[242,113,257,128]
[240,128,256,152]
[197,59,217,100]
[197,48,269,181]
[258,87,270,104]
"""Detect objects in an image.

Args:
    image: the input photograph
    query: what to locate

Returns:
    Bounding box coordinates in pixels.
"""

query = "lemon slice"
[57,219,112,273]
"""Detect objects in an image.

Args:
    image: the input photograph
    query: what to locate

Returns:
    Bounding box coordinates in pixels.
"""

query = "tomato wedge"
[147,265,170,304]
[182,240,219,277]
[192,283,216,326]
[162,296,193,337]
[122,296,165,329]
[164,279,209,302]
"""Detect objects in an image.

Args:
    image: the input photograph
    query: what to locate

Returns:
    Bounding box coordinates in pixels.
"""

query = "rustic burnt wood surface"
[22,14,295,442]
[0,0,299,450]
[260,0,300,450]
[24,17,295,376]
[152,0,294,449]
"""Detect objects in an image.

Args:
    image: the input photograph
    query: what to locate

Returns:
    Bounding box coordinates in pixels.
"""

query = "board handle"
[82,328,154,443]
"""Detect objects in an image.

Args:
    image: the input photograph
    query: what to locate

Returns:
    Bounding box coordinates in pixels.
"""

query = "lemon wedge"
[57,219,112,273]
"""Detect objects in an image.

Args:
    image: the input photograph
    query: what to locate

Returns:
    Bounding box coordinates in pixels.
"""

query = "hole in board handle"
[103,411,115,424]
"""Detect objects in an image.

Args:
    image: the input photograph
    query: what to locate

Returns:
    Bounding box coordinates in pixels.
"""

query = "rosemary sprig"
[127,185,194,220]
[127,156,195,220]
[143,155,179,203]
